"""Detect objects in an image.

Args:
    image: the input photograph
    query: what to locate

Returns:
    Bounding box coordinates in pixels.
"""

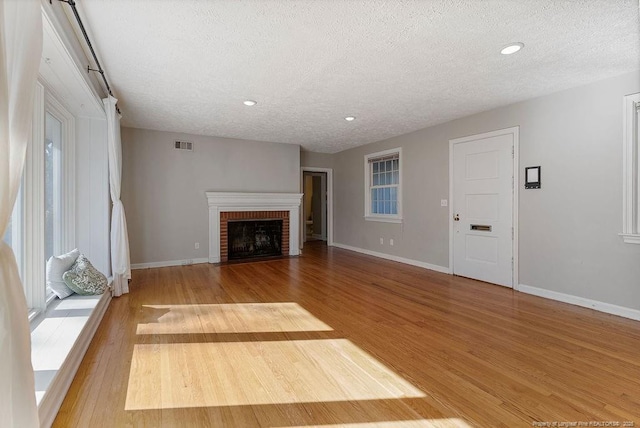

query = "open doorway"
[300,166,333,250]
[302,171,327,243]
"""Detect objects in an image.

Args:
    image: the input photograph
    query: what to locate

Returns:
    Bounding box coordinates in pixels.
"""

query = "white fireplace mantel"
[205,192,303,263]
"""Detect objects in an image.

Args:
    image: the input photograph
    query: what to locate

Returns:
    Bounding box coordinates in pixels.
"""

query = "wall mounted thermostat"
[525,166,541,189]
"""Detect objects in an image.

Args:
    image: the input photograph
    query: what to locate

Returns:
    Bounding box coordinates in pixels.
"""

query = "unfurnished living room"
[1,0,640,427]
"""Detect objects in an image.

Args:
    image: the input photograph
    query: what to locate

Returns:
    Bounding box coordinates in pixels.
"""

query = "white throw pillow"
[46,249,80,299]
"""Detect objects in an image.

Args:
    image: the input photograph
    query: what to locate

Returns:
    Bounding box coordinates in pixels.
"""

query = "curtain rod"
[56,0,121,114]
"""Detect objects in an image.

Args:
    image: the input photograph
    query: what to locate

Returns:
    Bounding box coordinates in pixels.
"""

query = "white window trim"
[364,147,403,223]
[621,93,640,244]
[23,81,46,311]
[22,80,77,314]
[46,93,76,253]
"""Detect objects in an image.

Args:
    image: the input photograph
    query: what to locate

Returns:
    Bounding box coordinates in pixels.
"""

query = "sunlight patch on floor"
[125,339,425,410]
[136,302,333,335]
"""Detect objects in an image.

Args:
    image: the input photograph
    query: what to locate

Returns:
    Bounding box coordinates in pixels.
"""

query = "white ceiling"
[73,0,639,153]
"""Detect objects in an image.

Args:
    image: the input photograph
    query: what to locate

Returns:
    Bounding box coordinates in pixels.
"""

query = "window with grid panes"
[364,148,402,222]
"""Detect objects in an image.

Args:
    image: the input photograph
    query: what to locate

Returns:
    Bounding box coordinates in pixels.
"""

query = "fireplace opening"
[228,219,283,261]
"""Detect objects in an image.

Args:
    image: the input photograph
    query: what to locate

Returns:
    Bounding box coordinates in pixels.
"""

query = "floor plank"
[54,242,640,427]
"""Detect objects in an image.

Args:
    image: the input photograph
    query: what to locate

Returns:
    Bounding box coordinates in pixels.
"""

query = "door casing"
[300,167,334,249]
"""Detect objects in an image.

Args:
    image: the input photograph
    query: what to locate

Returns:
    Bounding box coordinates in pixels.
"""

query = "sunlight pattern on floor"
[136,302,333,334]
[125,338,425,410]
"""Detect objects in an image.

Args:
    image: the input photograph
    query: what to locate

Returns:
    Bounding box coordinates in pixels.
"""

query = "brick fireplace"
[205,192,302,263]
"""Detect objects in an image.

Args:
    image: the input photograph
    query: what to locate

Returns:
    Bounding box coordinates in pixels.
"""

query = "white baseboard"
[332,242,450,274]
[131,257,209,269]
[331,244,640,322]
[38,291,111,428]
[517,283,640,321]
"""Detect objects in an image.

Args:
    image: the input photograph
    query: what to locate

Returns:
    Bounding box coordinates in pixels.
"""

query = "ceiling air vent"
[174,141,193,151]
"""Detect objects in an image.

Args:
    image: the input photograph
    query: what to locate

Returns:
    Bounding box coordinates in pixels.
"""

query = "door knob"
[454,214,460,221]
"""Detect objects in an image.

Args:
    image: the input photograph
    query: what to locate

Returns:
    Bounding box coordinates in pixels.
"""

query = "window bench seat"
[30,289,111,427]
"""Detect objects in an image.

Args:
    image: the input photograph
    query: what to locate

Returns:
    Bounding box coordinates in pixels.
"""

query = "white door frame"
[448,126,519,288]
[300,167,334,249]
[303,172,327,241]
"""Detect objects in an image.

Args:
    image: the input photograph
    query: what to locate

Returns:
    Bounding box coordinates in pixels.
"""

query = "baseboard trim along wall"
[131,258,209,269]
[131,251,640,321]
[38,291,112,428]
[332,243,640,321]
[517,283,640,321]
[332,242,450,274]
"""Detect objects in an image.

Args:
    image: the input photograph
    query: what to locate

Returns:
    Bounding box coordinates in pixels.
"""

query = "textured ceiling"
[74,0,639,153]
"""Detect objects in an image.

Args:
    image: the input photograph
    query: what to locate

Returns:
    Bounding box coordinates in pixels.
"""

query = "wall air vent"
[174,141,193,151]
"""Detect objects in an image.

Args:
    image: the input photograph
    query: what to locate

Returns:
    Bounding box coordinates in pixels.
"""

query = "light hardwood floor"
[54,242,640,427]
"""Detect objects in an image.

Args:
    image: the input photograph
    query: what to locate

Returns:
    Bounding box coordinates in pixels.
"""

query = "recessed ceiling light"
[345,116,356,121]
[500,42,524,55]
[243,100,257,106]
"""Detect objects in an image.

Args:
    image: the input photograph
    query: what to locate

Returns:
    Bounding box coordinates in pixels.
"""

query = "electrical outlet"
[380,237,384,245]
[195,242,200,249]
[390,239,394,246]
[441,199,448,207]
[182,259,193,266]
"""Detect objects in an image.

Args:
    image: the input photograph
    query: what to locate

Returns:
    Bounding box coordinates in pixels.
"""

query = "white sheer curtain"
[0,0,42,426]
[104,95,131,296]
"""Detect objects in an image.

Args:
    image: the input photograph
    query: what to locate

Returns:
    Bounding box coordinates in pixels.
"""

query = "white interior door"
[452,131,514,287]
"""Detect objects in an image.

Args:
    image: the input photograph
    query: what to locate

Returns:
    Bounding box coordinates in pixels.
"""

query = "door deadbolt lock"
[454,214,460,221]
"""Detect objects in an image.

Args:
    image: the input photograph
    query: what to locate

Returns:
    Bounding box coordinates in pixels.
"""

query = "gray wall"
[333,71,640,310]
[301,150,334,169]
[121,127,300,264]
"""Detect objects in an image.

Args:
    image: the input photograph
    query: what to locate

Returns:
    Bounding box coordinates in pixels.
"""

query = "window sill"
[364,215,403,224]
[30,289,111,426]
[30,295,103,403]
[27,291,63,322]
[28,308,40,322]
[619,233,640,244]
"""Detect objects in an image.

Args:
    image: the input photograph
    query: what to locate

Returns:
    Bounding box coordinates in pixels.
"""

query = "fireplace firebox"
[227,219,283,261]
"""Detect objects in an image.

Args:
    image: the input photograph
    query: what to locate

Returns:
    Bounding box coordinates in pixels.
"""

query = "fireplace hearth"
[228,219,283,260]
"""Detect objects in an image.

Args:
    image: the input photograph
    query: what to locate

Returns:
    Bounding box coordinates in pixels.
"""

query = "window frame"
[364,147,403,223]
[45,95,76,256]
[21,80,76,315]
[621,93,640,244]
